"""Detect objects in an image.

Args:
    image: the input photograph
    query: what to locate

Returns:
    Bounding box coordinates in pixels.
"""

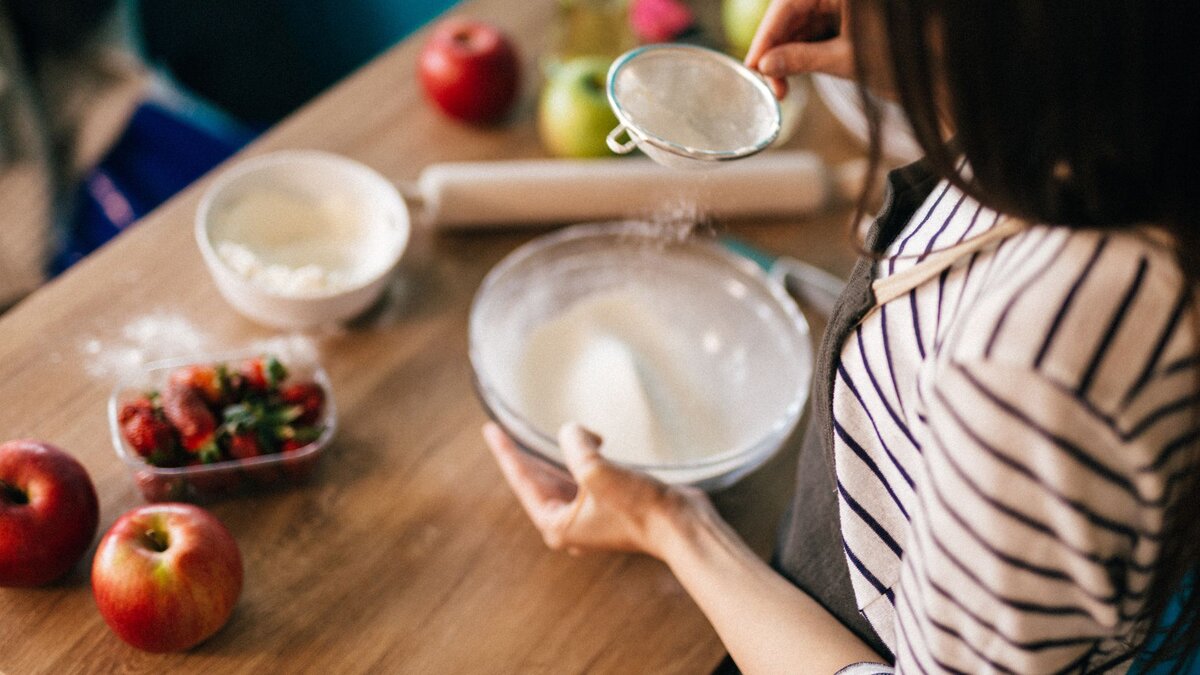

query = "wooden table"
[0,1,867,672]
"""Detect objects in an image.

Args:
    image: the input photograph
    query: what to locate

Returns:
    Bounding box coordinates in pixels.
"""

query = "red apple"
[92,503,243,652]
[0,439,99,587]
[418,18,521,123]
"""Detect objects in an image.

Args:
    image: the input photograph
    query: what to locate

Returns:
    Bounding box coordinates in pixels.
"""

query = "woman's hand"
[482,421,702,559]
[485,421,884,672]
[744,0,854,98]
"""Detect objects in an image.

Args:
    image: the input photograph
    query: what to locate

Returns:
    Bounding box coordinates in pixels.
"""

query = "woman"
[483,0,1200,671]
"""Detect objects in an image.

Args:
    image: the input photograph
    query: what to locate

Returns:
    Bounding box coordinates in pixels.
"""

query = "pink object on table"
[629,0,695,43]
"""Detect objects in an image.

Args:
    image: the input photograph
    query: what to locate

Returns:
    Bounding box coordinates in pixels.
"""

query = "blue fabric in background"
[50,102,250,273]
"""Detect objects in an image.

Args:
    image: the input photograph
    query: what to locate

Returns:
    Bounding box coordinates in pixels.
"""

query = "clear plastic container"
[107,350,337,503]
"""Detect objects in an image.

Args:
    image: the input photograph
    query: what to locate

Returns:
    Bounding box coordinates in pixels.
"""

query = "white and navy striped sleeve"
[889,232,1197,673]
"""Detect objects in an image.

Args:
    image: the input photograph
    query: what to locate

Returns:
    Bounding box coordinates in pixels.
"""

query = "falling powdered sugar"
[246,333,322,367]
[81,313,214,380]
[628,197,716,241]
[80,311,324,381]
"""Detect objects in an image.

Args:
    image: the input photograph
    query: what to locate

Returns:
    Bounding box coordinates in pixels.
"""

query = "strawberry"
[280,381,325,425]
[239,356,288,394]
[629,0,695,43]
[161,381,218,456]
[183,458,233,495]
[168,364,223,404]
[228,432,263,460]
[231,431,283,485]
[118,398,175,459]
[135,470,183,503]
[279,438,318,482]
[118,397,152,425]
[238,359,267,394]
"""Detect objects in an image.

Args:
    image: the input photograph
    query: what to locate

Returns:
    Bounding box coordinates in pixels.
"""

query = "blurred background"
[0,0,459,310]
[0,0,797,310]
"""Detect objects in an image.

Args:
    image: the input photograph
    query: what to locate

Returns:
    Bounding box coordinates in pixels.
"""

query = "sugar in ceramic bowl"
[196,150,410,329]
[469,222,813,491]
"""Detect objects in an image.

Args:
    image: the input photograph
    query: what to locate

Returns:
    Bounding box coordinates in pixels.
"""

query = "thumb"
[756,40,853,80]
[558,422,605,483]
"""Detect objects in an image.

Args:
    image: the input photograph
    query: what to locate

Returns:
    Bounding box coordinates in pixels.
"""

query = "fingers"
[744,0,855,91]
[483,423,576,524]
[483,420,525,476]
[758,39,855,81]
[767,75,789,100]
[558,422,605,483]
[744,0,805,69]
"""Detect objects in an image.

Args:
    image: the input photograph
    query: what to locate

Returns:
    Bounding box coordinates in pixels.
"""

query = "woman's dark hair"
[845,0,1200,668]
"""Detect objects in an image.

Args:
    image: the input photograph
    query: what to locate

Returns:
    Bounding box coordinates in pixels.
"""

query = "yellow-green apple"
[92,503,242,652]
[418,18,521,124]
[538,57,619,158]
[0,439,99,587]
[722,0,771,58]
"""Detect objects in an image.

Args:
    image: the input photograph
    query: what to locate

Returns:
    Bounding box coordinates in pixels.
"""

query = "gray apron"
[772,160,939,662]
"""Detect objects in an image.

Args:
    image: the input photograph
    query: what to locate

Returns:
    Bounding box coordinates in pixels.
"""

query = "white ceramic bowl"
[810,74,923,163]
[196,150,410,329]
[469,222,813,490]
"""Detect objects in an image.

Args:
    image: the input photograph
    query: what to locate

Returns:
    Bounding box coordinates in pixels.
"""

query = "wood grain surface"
[0,0,867,672]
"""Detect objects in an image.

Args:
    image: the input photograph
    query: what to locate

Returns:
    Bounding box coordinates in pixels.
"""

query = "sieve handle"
[606,124,638,154]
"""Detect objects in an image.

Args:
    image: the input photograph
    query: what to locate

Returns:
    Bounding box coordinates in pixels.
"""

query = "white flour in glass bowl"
[516,289,738,466]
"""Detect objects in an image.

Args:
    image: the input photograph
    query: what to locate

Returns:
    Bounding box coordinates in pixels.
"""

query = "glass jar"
[546,0,635,65]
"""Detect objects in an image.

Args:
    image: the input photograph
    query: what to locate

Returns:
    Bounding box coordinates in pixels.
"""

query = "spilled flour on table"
[80,313,213,380]
[80,311,326,382]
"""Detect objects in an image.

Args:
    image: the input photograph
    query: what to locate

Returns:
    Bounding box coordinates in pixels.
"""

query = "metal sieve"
[605,44,782,169]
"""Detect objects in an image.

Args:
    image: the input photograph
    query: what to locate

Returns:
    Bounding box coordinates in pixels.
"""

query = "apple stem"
[0,480,27,505]
[143,528,169,553]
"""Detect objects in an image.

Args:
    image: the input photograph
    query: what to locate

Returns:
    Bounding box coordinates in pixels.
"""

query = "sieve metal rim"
[605,43,783,163]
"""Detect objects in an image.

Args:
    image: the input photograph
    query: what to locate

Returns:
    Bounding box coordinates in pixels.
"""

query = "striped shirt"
[833,179,1197,674]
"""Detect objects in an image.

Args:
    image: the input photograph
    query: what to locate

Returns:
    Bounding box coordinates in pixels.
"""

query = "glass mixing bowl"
[469,222,812,490]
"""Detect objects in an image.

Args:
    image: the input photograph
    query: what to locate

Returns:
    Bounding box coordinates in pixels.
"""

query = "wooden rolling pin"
[403,151,840,230]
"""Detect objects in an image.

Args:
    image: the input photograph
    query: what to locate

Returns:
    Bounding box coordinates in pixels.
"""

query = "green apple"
[722,0,771,59]
[538,57,619,158]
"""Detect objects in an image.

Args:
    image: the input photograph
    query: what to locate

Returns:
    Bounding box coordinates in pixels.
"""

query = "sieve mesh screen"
[612,47,778,154]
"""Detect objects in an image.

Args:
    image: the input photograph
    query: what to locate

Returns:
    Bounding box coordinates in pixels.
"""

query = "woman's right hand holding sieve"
[744,0,854,98]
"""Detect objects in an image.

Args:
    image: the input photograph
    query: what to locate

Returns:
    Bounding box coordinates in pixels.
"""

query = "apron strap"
[871,217,1027,306]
